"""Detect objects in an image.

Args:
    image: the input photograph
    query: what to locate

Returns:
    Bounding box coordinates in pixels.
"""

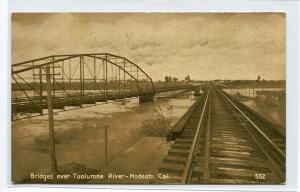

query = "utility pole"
[80,56,83,107]
[45,64,58,174]
[105,55,108,99]
[104,125,110,167]
[39,67,43,115]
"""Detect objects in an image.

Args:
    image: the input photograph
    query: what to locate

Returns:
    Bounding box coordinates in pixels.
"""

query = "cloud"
[130,41,162,50]
[12,13,285,80]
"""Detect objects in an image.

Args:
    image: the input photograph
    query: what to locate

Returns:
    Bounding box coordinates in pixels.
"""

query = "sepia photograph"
[11,13,286,184]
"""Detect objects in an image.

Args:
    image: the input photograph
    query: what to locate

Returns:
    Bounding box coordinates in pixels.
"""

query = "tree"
[257,75,261,82]
[185,75,191,82]
[165,76,169,83]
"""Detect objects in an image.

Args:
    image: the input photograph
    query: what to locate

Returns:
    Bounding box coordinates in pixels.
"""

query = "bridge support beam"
[139,94,155,103]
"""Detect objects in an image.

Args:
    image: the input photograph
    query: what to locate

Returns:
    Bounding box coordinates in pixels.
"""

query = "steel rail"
[217,88,285,159]
[180,88,210,184]
[217,87,285,182]
[203,91,212,182]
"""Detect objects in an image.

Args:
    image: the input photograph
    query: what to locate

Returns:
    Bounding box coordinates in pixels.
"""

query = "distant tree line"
[164,75,191,83]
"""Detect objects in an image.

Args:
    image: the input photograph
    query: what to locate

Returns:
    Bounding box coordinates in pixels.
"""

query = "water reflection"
[12,93,195,182]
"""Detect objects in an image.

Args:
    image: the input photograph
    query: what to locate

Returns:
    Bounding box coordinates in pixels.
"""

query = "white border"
[1,0,299,192]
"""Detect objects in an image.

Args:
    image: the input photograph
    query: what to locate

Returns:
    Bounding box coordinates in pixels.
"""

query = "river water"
[223,88,286,128]
[12,93,195,182]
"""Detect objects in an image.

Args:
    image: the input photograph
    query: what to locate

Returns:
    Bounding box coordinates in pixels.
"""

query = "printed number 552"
[255,173,265,180]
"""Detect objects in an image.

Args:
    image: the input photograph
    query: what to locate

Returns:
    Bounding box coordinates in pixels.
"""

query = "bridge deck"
[12,86,193,114]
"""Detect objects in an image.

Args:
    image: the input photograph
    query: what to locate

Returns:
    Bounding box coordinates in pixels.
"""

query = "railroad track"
[159,86,285,184]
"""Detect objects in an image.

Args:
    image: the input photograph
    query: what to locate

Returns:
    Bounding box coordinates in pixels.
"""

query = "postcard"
[11,13,285,184]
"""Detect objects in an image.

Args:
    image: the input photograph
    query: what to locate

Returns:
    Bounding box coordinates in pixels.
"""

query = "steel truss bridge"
[12,53,193,120]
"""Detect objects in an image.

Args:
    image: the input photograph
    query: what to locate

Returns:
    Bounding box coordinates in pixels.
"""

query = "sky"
[12,13,285,81]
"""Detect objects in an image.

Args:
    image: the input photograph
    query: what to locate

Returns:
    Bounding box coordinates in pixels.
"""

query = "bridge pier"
[139,94,155,103]
[192,87,203,96]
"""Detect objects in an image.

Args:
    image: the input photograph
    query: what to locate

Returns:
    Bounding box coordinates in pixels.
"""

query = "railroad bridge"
[160,86,286,184]
[12,53,193,120]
